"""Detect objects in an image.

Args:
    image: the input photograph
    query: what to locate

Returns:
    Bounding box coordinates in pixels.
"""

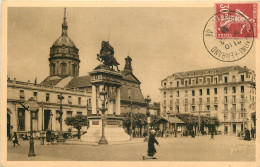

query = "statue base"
[81,115,130,143]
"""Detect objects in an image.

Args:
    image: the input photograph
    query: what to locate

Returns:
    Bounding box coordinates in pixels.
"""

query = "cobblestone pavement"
[7,135,255,161]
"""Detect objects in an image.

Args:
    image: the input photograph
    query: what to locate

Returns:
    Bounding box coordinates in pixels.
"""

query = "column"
[108,86,113,115]
[52,109,56,131]
[38,107,43,131]
[25,108,30,132]
[115,87,120,115]
[92,85,97,114]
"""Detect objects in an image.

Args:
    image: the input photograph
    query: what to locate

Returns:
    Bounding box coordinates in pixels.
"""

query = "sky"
[7,7,256,102]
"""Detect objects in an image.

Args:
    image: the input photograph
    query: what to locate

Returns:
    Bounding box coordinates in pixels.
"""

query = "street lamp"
[98,87,108,144]
[129,96,134,138]
[241,94,246,135]
[174,111,177,137]
[40,101,44,145]
[57,93,65,143]
[50,111,53,131]
[145,95,151,139]
[167,111,170,136]
[28,109,37,157]
[21,97,40,157]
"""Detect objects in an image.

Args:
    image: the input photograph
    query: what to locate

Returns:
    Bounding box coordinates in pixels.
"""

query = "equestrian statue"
[97,41,120,71]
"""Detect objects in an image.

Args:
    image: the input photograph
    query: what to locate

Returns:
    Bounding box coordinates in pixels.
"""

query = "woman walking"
[12,132,20,147]
[143,129,160,160]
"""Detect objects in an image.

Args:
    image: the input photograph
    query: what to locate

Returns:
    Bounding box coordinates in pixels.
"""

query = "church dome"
[52,36,76,48]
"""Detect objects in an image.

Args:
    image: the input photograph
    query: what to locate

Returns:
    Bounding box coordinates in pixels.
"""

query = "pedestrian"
[143,130,160,160]
[244,128,251,141]
[46,130,51,145]
[51,131,55,144]
[191,130,195,138]
[251,128,255,139]
[210,125,215,139]
[12,132,20,147]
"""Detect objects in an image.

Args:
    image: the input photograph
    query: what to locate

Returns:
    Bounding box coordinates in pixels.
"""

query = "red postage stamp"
[215,3,258,39]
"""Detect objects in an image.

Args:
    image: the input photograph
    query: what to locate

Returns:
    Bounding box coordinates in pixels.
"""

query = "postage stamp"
[215,3,258,39]
[203,4,255,62]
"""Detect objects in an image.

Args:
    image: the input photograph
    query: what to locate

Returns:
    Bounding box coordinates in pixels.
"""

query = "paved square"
[7,135,255,161]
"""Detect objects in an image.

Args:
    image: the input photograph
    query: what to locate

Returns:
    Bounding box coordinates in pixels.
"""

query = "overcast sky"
[8,7,255,102]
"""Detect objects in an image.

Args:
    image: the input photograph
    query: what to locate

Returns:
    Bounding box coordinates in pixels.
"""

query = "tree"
[121,112,163,137]
[176,113,220,134]
[65,115,88,139]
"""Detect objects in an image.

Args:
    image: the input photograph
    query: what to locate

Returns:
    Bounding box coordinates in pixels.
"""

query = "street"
[7,135,255,161]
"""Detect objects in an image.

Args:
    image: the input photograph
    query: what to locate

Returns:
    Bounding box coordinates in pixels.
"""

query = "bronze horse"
[97,41,120,71]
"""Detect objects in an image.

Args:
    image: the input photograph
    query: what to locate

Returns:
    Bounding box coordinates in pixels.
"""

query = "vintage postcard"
[1,1,259,167]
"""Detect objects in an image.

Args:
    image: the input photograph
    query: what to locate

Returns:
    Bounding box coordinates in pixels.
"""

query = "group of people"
[244,128,256,141]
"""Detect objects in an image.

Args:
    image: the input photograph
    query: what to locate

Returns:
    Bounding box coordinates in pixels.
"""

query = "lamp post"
[129,96,133,138]
[174,111,177,137]
[198,109,201,135]
[28,109,36,157]
[40,101,44,145]
[57,93,65,143]
[167,111,170,136]
[50,111,53,131]
[145,95,151,140]
[241,95,245,134]
[98,88,108,144]
[21,97,40,157]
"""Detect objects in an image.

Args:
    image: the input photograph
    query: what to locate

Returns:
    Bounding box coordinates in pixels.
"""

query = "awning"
[168,117,185,124]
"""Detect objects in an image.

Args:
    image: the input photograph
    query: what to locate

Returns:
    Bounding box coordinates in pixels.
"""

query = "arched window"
[51,63,56,75]
[72,64,77,75]
[61,62,67,75]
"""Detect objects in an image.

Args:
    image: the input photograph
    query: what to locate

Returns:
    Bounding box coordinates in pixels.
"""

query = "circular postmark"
[203,11,254,62]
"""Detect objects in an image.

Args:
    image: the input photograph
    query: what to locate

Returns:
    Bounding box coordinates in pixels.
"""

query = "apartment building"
[160,66,256,134]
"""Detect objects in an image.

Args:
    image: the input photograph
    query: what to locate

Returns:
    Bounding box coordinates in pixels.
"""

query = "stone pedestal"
[81,115,130,142]
[81,66,130,143]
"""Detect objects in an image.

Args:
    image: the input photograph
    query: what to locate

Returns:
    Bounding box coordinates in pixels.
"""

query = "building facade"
[7,79,91,137]
[160,66,256,134]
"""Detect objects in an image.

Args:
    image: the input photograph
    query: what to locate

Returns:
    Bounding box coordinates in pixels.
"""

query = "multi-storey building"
[160,66,256,134]
[7,79,91,137]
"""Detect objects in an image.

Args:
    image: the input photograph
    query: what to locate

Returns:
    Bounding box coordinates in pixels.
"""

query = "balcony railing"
[222,109,229,113]
[191,101,196,105]
[197,101,203,105]
[239,98,246,103]
[206,101,211,104]
[212,100,219,104]
[231,99,237,104]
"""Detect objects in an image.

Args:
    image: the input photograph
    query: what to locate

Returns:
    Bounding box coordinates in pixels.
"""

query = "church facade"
[7,9,147,138]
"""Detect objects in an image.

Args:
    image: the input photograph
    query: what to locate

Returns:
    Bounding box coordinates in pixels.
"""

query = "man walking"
[12,132,20,147]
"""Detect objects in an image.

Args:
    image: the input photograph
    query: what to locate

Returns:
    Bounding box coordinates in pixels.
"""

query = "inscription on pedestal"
[92,121,99,125]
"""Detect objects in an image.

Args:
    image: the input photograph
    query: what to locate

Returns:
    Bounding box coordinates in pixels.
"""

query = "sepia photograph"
[1,1,259,166]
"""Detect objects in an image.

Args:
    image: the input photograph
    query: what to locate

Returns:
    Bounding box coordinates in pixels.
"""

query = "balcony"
[206,101,211,105]
[239,98,246,103]
[231,99,237,104]
[197,101,203,105]
[175,101,180,106]
[222,109,229,113]
[191,101,196,105]
[183,100,188,106]
[212,100,219,104]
